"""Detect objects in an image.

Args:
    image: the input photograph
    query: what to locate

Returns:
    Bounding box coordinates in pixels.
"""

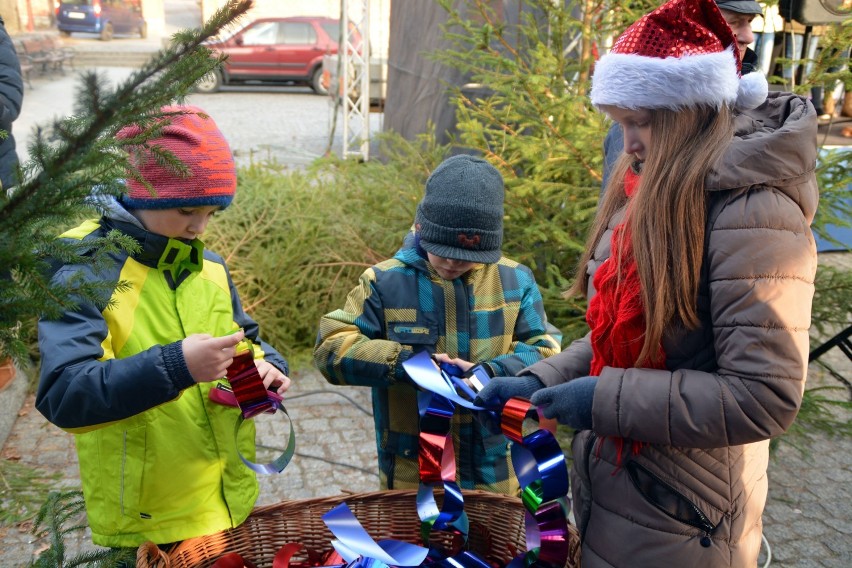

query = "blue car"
[56,0,147,41]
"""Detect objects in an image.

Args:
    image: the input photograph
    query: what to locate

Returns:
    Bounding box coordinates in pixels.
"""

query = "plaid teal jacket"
[313,232,562,493]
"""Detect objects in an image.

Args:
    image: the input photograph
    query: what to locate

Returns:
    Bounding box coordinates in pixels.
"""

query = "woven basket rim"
[136,489,581,568]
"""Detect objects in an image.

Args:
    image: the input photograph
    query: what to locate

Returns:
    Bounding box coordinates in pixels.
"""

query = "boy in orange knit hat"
[36,105,290,549]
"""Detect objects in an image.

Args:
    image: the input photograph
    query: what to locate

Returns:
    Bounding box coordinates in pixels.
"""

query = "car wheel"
[59,30,71,38]
[139,21,147,39]
[100,23,114,42]
[310,67,328,96]
[195,70,222,94]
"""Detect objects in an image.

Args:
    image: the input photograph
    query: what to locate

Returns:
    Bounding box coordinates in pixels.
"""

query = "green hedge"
[204,138,443,364]
[206,128,599,364]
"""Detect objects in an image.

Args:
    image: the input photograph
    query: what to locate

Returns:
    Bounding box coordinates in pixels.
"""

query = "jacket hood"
[97,195,204,274]
[99,194,147,229]
[392,230,431,273]
[706,92,818,219]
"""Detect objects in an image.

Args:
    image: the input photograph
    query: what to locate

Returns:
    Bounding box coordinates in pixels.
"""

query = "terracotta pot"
[0,357,16,392]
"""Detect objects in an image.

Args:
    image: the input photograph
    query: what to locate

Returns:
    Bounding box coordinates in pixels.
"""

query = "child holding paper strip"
[313,154,562,494]
[35,105,290,549]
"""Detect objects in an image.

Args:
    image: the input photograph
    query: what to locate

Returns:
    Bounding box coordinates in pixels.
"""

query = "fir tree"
[0,0,254,363]
[432,0,850,342]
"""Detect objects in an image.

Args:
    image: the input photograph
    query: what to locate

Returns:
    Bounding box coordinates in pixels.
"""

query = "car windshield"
[62,0,92,5]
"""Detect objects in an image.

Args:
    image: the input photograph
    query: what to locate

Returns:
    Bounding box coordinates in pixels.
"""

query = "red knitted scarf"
[585,167,666,465]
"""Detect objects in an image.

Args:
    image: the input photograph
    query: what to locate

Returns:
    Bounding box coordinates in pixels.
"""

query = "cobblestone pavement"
[0,369,381,565]
[759,252,852,567]
[2,357,850,567]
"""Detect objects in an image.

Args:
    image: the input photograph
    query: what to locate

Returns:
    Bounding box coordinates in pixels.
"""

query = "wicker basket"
[136,489,581,568]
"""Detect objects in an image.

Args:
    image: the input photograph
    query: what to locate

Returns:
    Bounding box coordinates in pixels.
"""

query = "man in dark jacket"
[0,16,23,190]
[600,0,764,194]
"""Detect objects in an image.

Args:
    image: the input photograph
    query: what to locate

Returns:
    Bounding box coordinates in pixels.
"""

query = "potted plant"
[0,357,15,391]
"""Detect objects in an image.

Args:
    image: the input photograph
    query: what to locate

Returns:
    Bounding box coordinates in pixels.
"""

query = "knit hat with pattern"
[415,155,504,264]
[118,105,237,210]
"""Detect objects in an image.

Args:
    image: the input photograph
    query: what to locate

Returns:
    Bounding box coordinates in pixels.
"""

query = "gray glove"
[473,375,544,408]
[530,376,598,430]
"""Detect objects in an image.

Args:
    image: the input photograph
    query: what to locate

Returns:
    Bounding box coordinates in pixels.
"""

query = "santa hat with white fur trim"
[590,0,768,112]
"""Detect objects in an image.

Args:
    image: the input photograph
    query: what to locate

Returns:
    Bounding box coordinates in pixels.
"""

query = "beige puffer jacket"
[526,92,819,567]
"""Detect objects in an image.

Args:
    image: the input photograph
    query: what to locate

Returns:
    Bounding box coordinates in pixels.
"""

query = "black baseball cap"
[715,0,764,15]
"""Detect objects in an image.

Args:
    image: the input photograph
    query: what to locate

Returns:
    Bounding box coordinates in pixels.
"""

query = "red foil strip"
[226,350,274,417]
[419,431,448,484]
[418,431,456,483]
[500,397,532,444]
[273,543,305,568]
[211,552,257,568]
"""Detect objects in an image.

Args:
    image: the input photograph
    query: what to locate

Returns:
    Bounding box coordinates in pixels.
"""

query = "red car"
[197,16,352,94]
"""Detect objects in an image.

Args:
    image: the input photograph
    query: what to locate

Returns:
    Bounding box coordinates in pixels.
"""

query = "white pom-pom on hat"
[736,71,769,111]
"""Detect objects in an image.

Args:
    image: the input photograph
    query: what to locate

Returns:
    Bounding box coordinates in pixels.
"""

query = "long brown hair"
[569,104,734,365]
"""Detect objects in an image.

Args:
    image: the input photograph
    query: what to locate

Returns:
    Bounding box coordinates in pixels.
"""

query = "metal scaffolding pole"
[341,0,370,160]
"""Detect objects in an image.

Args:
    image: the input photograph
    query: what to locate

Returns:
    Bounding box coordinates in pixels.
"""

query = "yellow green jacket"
[36,199,288,547]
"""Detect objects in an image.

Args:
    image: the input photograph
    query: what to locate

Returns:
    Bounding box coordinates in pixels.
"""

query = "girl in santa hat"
[475,0,819,565]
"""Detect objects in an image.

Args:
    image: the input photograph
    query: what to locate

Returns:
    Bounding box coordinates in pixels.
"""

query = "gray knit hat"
[415,155,504,263]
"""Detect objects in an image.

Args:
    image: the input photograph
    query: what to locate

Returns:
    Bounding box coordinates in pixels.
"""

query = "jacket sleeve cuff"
[162,341,195,391]
[393,348,414,383]
[519,360,564,387]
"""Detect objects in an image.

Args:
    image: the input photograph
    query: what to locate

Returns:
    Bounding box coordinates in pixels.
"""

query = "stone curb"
[0,359,29,449]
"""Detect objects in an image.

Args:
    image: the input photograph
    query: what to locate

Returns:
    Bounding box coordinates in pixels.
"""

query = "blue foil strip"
[233,403,295,475]
[510,429,568,506]
[418,391,455,435]
[449,376,478,401]
[436,551,492,568]
[403,351,487,411]
[416,482,468,533]
[323,503,429,567]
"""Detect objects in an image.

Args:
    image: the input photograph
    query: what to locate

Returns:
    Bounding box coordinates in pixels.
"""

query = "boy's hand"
[432,353,474,373]
[256,359,291,395]
[182,330,245,383]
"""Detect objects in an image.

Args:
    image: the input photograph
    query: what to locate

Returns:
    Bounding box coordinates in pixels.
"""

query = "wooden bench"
[46,36,76,72]
[19,37,65,75]
[15,44,34,88]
